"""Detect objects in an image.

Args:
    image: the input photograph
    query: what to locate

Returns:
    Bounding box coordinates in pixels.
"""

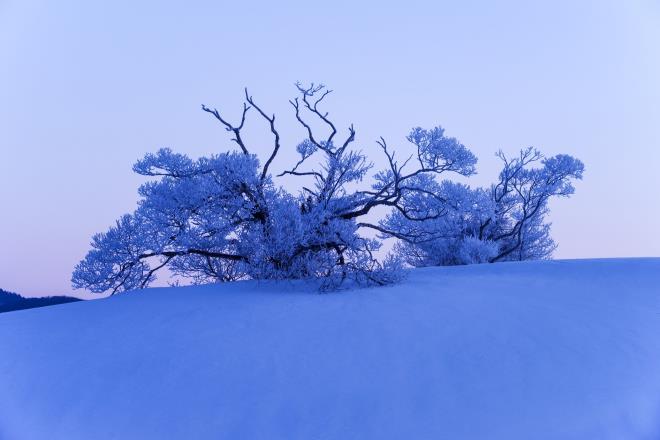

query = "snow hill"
[1,259,659,440]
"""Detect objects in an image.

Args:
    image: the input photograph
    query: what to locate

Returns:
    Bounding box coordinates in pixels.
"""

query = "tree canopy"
[73,84,583,294]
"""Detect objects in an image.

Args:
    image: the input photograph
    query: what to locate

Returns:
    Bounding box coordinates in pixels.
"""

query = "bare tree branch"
[244,88,282,180]
[201,103,251,155]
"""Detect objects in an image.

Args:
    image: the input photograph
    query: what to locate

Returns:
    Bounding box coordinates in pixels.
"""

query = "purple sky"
[1,0,659,297]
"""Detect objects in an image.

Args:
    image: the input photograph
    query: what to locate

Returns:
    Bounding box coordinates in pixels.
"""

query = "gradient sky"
[1,0,659,297]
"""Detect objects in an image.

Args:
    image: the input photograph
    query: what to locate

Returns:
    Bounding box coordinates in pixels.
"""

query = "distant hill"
[0,288,81,313]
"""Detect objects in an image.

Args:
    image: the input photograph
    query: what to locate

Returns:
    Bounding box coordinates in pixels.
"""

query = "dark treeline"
[0,288,81,313]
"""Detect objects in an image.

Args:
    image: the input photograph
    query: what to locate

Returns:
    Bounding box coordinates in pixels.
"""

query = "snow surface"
[1,259,659,440]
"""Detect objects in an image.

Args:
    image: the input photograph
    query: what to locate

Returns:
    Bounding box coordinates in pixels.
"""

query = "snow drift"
[1,259,659,439]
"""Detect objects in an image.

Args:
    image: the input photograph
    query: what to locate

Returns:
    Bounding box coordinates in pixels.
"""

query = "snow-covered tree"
[482,148,584,261]
[73,83,584,294]
[72,84,478,294]
[384,147,584,266]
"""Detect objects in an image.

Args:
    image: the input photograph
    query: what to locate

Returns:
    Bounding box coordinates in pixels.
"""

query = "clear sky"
[1,0,659,297]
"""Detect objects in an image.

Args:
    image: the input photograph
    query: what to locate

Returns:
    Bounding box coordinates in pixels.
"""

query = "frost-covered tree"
[385,147,584,266]
[73,84,478,294]
[483,148,584,262]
